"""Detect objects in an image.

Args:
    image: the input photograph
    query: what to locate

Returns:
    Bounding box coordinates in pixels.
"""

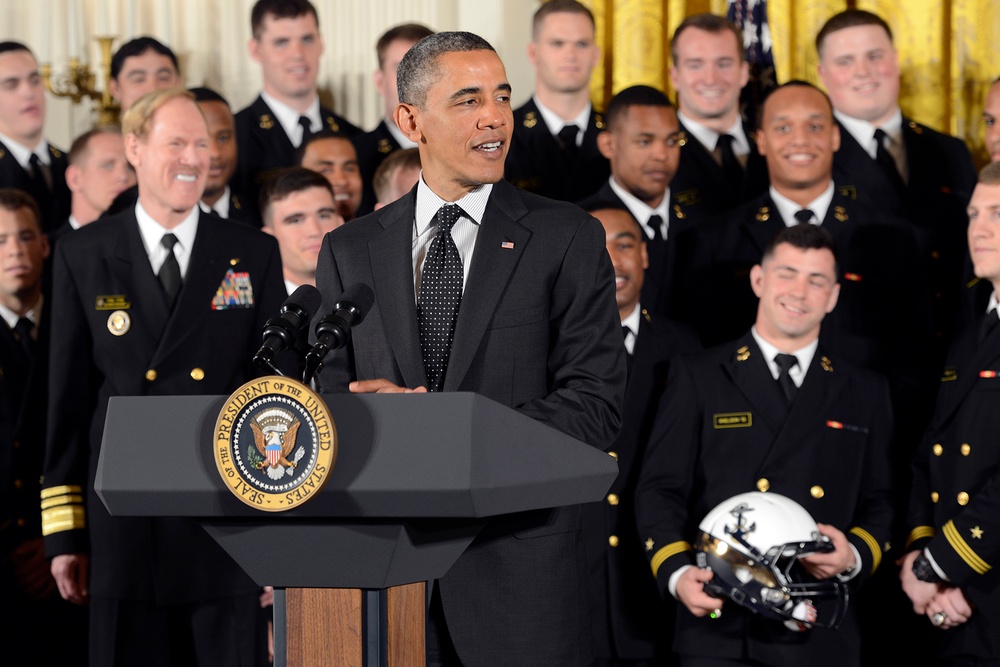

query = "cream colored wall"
[0,0,540,149]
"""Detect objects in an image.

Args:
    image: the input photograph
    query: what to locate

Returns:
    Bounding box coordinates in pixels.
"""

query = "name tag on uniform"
[713,412,752,429]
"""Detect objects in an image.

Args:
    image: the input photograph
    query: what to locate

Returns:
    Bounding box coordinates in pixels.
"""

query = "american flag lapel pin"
[500,240,515,250]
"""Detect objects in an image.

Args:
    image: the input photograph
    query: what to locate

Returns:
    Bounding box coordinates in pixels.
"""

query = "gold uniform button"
[810,485,825,499]
[931,491,939,503]
[608,451,619,460]
[145,369,157,381]
[190,368,205,381]
[608,535,619,547]
[932,444,943,456]
[958,492,970,506]
[961,443,971,456]
[757,478,770,492]
[607,494,619,506]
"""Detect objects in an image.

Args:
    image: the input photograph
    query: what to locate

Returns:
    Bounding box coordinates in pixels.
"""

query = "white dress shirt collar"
[769,181,836,227]
[135,201,199,277]
[200,185,231,219]
[260,91,322,147]
[677,110,751,156]
[608,176,670,240]
[751,326,819,388]
[834,108,903,159]
[532,94,591,147]
[0,130,50,169]
[0,295,42,330]
[621,303,642,355]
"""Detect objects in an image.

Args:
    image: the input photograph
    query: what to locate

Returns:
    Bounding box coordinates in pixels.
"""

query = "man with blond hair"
[42,87,285,666]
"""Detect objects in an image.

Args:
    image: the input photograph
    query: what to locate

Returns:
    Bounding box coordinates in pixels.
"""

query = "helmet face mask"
[694,492,850,632]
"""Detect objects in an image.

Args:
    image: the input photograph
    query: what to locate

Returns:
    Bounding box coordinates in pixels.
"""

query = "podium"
[96,391,618,666]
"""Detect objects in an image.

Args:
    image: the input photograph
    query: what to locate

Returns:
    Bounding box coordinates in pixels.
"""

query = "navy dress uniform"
[906,312,1000,662]
[0,141,70,232]
[635,334,894,666]
[582,309,699,663]
[234,95,361,214]
[352,119,402,216]
[669,118,769,221]
[41,209,287,665]
[504,98,610,203]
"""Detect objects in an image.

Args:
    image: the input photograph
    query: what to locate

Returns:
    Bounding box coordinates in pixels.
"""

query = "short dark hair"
[376,23,435,69]
[373,148,421,202]
[670,13,743,66]
[251,0,318,38]
[259,166,335,225]
[605,85,674,130]
[816,10,893,57]
[188,86,230,107]
[759,80,833,127]
[532,0,595,38]
[762,224,839,275]
[0,41,33,58]
[68,126,122,166]
[111,37,179,80]
[294,129,354,165]
[397,31,496,108]
[0,188,41,229]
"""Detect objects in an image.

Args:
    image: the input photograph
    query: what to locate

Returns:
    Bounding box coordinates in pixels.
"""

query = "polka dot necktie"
[418,204,464,392]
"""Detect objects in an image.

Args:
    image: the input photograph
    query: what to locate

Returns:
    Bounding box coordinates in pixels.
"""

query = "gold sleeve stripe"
[40,495,84,510]
[943,520,991,575]
[849,527,882,573]
[41,506,86,535]
[651,541,692,577]
[40,485,83,500]
[906,526,936,548]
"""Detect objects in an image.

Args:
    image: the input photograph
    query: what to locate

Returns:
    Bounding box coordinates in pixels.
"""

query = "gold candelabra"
[40,36,120,126]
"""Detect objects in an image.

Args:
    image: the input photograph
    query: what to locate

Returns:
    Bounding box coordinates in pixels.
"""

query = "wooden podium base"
[276,582,426,667]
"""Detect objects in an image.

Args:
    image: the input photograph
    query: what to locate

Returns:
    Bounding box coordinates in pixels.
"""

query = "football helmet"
[694,491,849,632]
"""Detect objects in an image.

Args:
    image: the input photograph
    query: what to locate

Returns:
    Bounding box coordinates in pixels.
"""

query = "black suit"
[1,303,88,664]
[353,119,401,216]
[583,310,699,663]
[831,118,976,356]
[906,316,1000,661]
[577,180,697,319]
[0,140,70,232]
[41,209,286,665]
[669,119,769,220]
[505,98,610,202]
[234,95,361,216]
[636,334,893,666]
[315,179,626,666]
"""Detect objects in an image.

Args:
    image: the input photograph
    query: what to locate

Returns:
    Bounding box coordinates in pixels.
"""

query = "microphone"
[302,283,375,385]
[253,285,322,374]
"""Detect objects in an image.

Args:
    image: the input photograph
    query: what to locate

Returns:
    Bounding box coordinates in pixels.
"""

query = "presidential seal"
[214,377,336,512]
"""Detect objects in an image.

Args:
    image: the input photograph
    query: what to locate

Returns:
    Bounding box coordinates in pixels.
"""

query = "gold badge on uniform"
[941,367,957,382]
[214,377,337,511]
[673,204,686,220]
[908,120,923,135]
[51,148,62,158]
[820,356,834,372]
[736,345,750,361]
[837,185,857,200]
[595,113,605,130]
[377,138,392,154]
[755,206,770,222]
[326,116,339,132]
[96,295,131,311]
[713,412,752,429]
[523,111,538,129]
[259,114,274,130]
[833,206,848,222]
[107,310,131,336]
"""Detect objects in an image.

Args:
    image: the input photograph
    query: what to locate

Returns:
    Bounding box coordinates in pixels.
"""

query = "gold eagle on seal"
[250,408,305,480]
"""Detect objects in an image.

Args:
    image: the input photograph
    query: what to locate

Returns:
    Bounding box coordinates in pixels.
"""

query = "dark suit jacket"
[636,334,894,666]
[832,118,976,353]
[41,209,287,604]
[582,310,699,661]
[907,317,1000,660]
[234,95,361,215]
[577,180,697,318]
[670,119,769,220]
[315,178,626,666]
[0,140,70,232]
[504,98,610,203]
[353,119,400,216]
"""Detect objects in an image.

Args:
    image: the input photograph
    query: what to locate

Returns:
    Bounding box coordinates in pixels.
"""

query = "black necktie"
[645,214,664,243]
[793,209,815,225]
[980,308,999,344]
[13,316,35,360]
[158,233,182,306]
[716,134,743,188]
[298,115,313,146]
[418,204,464,392]
[774,353,799,405]
[557,125,580,159]
[29,153,52,192]
[873,128,904,190]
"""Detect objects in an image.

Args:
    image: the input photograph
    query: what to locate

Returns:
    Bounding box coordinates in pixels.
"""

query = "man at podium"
[315,31,626,667]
